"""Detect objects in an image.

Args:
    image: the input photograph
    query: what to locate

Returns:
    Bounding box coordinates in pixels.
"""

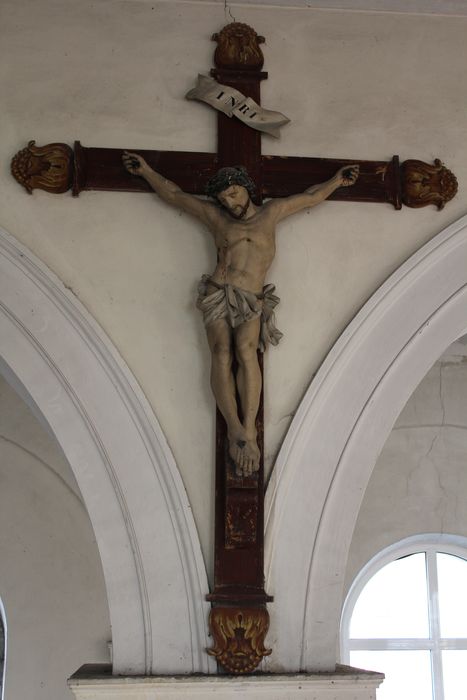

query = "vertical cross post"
[205,24,273,674]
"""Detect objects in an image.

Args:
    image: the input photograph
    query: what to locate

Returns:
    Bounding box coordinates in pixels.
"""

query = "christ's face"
[217,185,250,219]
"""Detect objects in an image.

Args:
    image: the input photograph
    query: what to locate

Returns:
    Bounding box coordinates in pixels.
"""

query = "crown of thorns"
[205,166,256,199]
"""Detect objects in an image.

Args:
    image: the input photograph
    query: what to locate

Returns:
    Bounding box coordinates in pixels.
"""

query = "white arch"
[0,227,214,675]
[265,214,467,672]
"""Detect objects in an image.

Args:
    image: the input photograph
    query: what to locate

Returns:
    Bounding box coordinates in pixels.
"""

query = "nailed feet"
[228,429,260,477]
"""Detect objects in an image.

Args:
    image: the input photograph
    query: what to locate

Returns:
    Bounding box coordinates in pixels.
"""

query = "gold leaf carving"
[212,23,265,70]
[11,140,73,195]
[207,606,271,673]
[401,159,457,210]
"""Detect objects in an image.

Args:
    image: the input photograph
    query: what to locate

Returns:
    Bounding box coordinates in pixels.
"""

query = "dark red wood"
[262,154,402,209]
[207,355,272,605]
[73,142,218,196]
[72,141,404,209]
[211,69,267,203]
[206,62,271,607]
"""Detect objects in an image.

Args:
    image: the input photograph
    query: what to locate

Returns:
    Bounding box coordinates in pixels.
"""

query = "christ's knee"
[235,338,258,368]
[211,341,233,370]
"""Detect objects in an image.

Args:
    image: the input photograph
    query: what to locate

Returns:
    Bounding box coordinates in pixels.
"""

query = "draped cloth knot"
[196,274,283,353]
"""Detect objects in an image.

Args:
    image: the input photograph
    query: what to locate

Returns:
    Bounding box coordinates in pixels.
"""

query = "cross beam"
[72,143,404,208]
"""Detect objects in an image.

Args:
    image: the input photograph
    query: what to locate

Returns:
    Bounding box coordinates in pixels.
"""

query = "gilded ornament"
[207,606,271,673]
[401,159,458,210]
[11,141,73,195]
[212,23,265,70]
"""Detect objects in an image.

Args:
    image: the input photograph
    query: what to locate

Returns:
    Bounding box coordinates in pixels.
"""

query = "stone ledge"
[68,664,384,700]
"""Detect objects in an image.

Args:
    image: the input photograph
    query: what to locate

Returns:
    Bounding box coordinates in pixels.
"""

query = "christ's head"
[216,184,251,219]
[205,166,256,219]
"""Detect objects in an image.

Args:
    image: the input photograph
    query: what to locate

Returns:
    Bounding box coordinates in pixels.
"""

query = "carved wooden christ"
[122,152,358,475]
[9,21,459,675]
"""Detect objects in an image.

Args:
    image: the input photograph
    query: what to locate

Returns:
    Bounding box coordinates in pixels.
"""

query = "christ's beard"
[226,200,250,220]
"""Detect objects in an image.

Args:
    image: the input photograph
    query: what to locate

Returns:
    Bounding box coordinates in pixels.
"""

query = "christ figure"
[122,151,359,477]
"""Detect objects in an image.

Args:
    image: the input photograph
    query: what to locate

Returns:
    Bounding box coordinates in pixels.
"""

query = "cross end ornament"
[207,606,272,674]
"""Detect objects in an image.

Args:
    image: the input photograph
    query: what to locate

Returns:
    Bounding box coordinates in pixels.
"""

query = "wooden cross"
[11,22,457,675]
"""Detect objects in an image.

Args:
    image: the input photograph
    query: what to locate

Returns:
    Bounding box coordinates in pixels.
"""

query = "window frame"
[340,534,467,700]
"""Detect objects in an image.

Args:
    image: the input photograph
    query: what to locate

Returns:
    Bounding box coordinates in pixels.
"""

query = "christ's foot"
[228,429,246,470]
[228,433,260,477]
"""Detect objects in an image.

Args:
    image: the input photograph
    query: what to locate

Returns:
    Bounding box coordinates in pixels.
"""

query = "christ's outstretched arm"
[266,165,359,222]
[123,151,218,226]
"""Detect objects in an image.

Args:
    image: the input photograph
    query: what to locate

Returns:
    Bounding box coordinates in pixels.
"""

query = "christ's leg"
[234,317,262,476]
[206,320,247,467]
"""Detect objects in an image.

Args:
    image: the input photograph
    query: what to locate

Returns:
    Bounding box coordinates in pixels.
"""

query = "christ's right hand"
[122,151,149,176]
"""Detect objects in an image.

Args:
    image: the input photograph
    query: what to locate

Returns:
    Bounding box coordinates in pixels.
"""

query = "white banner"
[185,74,290,138]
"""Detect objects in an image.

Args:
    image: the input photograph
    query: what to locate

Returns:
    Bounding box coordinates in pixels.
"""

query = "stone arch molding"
[265,214,467,673]
[0,226,214,675]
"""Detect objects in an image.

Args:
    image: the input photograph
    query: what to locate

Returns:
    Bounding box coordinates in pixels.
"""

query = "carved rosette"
[207,606,271,673]
[11,140,73,195]
[212,23,265,70]
[401,158,458,209]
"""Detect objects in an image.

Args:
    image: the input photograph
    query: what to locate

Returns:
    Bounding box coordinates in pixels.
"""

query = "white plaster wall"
[0,375,111,700]
[345,340,467,597]
[2,0,467,575]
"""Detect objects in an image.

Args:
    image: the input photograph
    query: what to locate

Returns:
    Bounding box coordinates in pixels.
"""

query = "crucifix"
[11,22,457,675]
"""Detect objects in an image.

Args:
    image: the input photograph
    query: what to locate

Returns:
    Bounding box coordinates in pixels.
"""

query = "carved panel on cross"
[225,487,258,549]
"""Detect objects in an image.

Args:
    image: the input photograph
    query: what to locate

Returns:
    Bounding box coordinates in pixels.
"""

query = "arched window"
[341,535,467,700]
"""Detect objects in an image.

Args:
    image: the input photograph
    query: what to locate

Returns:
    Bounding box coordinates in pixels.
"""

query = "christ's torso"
[208,206,276,293]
